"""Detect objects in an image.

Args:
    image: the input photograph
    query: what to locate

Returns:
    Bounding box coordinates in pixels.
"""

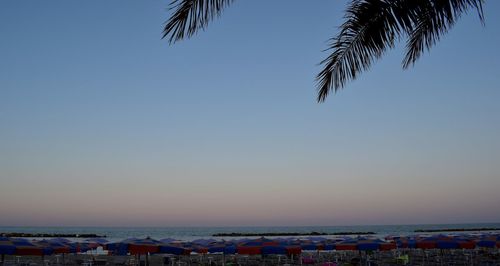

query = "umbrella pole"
[1,254,5,266]
[146,253,149,266]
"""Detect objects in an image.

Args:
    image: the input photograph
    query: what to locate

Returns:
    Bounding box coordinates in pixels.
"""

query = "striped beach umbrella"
[183,242,209,254]
[236,237,280,255]
[300,242,323,251]
[105,241,129,256]
[334,237,396,251]
[415,236,439,249]
[476,234,500,248]
[390,236,417,249]
[35,239,71,254]
[334,239,357,251]
[0,237,16,255]
[12,238,54,256]
[158,239,191,256]
[125,238,161,255]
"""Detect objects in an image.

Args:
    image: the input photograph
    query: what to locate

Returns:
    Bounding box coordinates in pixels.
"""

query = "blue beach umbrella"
[261,245,287,255]
[158,239,191,256]
[159,238,177,244]
[85,238,108,245]
[35,240,71,254]
[0,237,16,256]
[12,239,54,256]
[476,239,497,248]
[299,240,323,251]
[125,238,161,255]
[306,237,328,242]
[158,244,191,255]
[105,242,129,256]
[192,238,217,246]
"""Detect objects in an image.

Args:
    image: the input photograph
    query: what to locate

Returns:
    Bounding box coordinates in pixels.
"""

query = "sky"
[1,0,499,227]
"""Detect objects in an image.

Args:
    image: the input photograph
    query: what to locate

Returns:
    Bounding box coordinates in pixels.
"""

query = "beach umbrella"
[0,238,16,255]
[334,237,396,251]
[240,237,279,247]
[356,239,385,251]
[78,238,108,253]
[35,240,71,254]
[49,238,72,244]
[12,239,54,256]
[183,242,208,254]
[322,242,335,251]
[415,236,438,249]
[391,236,417,249]
[222,244,237,255]
[191,238,217,246]
[235,237,280,255]
[105,242,129,255]
[158,239,191,256]
[236,245,261,255]
[359,239,398,251]
[125,238,161,255]
[379,241,397,251]
[456,239,476,249]
[85,238,108,246]
[0,237,17,264]
[475,233,500,248]
[334,239,357,251]
[159,238,177,244]
[119,238,161,266]
[434,235,476,250]
[296,238,329,251]
[79,237,108,255]
[300,242,323,251]
[158,245,191,255]
[261,245,286,255]
[306,236,328,242]
[285,245,302,256]
[158,245,192,255]
[206,243,226,253]
[476,239,499,248]
[188,239,228,254]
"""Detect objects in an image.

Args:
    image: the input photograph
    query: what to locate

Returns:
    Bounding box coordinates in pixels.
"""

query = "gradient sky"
[1,0,499,227]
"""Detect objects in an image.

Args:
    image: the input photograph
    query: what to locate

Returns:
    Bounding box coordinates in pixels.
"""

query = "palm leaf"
[403,0,484,68]
[163,0,234,44]
[162,0,485,102]
[316,0,417,102]
[317,0,484,102]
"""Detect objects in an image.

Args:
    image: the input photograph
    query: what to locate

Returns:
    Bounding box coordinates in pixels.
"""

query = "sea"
[1,223,499,242]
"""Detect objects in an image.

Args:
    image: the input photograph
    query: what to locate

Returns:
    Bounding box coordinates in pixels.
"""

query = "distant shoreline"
[212,231,376,237]
[414,228,500,233]
[0,232,106,238]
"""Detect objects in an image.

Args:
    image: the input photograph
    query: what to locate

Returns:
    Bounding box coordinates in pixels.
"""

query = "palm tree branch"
[403,0,485,68]
[163,0,234,44]
[317,0,417,102]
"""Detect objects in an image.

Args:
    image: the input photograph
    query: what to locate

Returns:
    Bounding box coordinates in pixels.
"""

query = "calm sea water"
[1,223,499,242]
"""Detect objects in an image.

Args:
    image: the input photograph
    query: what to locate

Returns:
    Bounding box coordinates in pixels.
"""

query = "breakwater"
[0,232,106,238]
[212,231,376,237]
[414,227,500,233]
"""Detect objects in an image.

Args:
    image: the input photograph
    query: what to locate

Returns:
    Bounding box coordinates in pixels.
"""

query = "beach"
[1,224,500,265]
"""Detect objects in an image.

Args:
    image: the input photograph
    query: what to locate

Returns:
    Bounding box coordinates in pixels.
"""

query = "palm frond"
[317,0,485,102]
[403,0,484,68]
[316,0,418,102]
[163,0,234,44]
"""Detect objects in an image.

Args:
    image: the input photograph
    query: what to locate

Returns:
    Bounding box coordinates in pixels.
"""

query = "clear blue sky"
[1,0,499,226]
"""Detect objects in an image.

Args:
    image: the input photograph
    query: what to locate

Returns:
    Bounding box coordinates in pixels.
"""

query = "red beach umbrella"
[126,238,161,255]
